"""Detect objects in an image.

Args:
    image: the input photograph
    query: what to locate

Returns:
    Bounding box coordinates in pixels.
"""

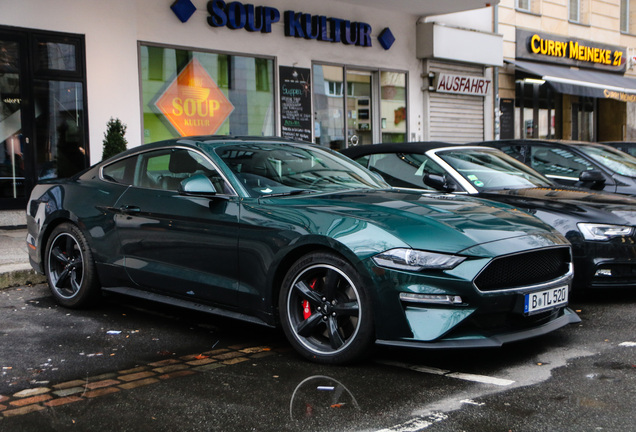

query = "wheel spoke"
[296,312,323,337]
[51,247,69,265]
[327,316,345,349]
[321,269,340,299]
[65,235,74,254]
[55,267,71,288]
[293,280,323,306]
[69,270,81,294]
[333,301,359,317]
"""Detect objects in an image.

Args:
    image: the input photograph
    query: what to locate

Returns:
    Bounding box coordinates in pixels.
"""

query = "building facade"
[0,0,501,212]
[498,0,636,141]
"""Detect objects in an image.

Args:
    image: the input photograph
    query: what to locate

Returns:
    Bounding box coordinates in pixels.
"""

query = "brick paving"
[1,345,277,419]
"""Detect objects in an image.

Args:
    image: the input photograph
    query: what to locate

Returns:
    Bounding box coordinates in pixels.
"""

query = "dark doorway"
[0,26,88,210]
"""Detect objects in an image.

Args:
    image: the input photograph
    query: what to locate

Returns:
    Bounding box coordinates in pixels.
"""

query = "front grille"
[474,247,570,292]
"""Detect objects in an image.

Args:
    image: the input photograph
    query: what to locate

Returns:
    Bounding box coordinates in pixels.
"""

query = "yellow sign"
[529,34,623,67]
[155,58,234,136]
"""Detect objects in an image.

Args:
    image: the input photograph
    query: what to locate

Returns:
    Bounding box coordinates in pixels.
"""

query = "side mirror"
[423,173,456,192]
[578,170,606,190]
[179,174,218,197]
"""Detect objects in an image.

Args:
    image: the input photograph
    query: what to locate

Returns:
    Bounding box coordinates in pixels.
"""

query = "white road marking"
[375,413,448,432]
[460,399,485,406]
[377,360,515,386]
[619,342,636,347]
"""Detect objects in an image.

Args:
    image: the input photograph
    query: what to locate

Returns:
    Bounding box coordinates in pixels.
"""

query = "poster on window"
[279,66,312,142]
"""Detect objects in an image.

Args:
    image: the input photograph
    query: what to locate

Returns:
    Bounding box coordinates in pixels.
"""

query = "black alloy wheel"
[279,252,374,364]
[45,223,100,308]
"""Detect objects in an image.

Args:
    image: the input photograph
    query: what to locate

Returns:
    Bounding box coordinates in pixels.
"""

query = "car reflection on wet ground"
[1,284,635,431]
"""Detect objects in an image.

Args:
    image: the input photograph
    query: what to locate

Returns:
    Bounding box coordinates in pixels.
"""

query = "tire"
[44,222,101,308]
[279,252,374,364]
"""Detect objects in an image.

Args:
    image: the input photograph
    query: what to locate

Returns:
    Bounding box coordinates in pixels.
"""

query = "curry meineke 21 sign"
[516,29,627,73]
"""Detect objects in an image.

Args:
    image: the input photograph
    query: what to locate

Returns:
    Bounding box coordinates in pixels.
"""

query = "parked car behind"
[27,136,578,364]
[477,139,636,196]
[342,142,636,291]
[601,141,636,158]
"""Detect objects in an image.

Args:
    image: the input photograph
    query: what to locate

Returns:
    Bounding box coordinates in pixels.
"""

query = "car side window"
[499,145,526,162]
[133,149,233,194]
[530,145,593,180]
[102,156,137,185]
[366,153,443,189]
[352,155,370,168]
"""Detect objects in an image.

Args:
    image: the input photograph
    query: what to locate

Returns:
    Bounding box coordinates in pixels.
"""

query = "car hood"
[260,189,566,257]
[478,188,636,225]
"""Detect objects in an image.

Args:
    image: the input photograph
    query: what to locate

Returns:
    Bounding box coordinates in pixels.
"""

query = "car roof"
[477,139,612,149]
[341,141,476,158]
[100,135,313,164]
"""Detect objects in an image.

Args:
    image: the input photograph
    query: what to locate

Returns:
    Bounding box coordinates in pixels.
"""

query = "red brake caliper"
[303,278,318,320]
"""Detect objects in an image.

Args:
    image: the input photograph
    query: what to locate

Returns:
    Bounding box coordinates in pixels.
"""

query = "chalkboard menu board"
[279,66,312,142]
[500,98,515,140]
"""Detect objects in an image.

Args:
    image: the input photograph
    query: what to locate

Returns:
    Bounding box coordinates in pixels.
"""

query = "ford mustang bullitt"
[27,137,579,364]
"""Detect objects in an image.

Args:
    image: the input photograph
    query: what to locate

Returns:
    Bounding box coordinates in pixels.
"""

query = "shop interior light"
[522,78,546,85]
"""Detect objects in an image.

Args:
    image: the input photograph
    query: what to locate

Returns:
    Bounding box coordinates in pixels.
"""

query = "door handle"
[119,205,141,214]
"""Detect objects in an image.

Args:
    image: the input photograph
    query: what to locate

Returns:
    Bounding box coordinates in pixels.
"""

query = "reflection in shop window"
[35,41,77,72]
[380,71,407,143]
[325,81,343,96]
[139,44,274,143]
[314,65,345,150]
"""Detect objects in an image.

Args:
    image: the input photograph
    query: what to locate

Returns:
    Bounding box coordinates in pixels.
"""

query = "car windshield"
[211,142,389,197]
[579,145,636,177]
[436,148,553,191]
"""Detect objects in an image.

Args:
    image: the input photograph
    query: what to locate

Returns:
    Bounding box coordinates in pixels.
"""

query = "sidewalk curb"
[0,265,46,290]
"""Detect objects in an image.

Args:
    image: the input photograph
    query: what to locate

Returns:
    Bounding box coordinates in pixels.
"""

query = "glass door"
[314,64,408,149]
[313,64,345,150]
[0,35,27,204]
[346,70,373,147]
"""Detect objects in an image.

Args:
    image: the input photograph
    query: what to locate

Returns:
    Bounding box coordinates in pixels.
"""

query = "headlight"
[372,248,465,271]
[577,223,634,241]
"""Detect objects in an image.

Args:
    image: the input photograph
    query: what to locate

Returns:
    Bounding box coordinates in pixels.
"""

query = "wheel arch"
[37,213,80,268]
[267,238,377,328]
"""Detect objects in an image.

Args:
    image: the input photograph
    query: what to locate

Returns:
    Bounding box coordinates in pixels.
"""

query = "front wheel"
[44,223,100,308]
[279,252,374,364]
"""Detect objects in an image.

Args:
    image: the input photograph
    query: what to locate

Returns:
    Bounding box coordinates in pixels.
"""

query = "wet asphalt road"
[1,284,635,431]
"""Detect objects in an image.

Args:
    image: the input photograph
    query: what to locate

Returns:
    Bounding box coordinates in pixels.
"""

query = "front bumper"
[376,307,580,349]
[573,238,636,289]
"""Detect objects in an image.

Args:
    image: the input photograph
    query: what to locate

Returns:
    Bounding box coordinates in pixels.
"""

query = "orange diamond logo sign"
[155,58,234,136]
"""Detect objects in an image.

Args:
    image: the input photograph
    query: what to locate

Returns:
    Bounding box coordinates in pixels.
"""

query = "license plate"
[524,286,568,314]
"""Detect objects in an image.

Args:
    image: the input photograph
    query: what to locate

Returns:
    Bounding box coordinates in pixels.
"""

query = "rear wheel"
[44,223,100,308]
[279,252,374,364]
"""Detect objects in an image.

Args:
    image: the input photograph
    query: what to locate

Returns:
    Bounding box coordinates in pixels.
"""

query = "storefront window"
[380,71,407,143]
[515,79,558,139]
[572,97,595,141]
[140,44,275,144]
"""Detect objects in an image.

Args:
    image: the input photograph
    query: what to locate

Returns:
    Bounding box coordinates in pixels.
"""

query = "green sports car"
[26,137,579,364]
